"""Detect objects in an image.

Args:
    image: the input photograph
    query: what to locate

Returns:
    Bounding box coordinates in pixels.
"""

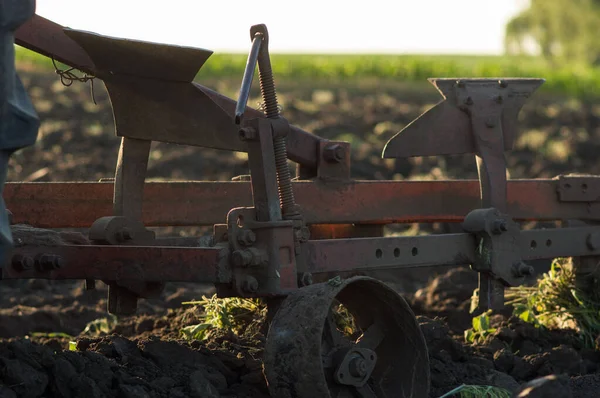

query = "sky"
[35,0,529,55]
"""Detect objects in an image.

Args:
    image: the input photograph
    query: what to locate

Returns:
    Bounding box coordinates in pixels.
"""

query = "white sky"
[35,0,528,54]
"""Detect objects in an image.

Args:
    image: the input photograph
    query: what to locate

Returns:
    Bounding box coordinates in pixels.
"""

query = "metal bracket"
[222,207,297,298]
[462,208,531,287]
[557,175,600,202]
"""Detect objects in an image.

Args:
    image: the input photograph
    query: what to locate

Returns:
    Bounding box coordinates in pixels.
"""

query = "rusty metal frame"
[8,14,600,315]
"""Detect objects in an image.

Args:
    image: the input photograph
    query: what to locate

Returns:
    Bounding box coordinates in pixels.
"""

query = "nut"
[298,272,313,287]
[232,250,252,267]
[586,232,600,250]
[237,229,256,246]
[294,227,311,243]
[239,127,257,141]
[12,254,34,272]
[37,254,65,271]
[349,357,368,378]
[512,262,534,277]
[115,227,134,242]
[323,144,345,163]
[242,276,259,293]
[491,219,508,234]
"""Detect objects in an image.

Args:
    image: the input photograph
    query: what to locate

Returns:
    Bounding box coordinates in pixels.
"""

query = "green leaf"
[68,341,77,351]
[472,316,481,332]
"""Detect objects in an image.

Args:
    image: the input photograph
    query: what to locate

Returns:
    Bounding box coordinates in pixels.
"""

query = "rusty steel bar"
[2,245,227,282]
[5,179,599,228]
[304,226,600,275]
[14,14,95,74]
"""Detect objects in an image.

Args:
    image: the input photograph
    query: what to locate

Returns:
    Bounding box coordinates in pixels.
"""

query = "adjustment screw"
[12,254,34,272]
[242,276,259,293]
[323,144,345,163]
[239,127,257,141]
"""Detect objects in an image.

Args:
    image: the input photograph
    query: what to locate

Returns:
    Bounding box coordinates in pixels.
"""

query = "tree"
[505,0,600,65]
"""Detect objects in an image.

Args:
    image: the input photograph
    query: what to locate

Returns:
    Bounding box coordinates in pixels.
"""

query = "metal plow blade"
[382,78,545,159]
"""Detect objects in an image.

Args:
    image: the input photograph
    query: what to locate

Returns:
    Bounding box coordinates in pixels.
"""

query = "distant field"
[15,46,600,99]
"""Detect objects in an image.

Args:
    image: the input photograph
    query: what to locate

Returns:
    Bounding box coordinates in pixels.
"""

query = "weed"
[81,314,118,336]
[464,311,497,345]
[505,257,600,348]
[180,295,266,341]
[438,384,511,398]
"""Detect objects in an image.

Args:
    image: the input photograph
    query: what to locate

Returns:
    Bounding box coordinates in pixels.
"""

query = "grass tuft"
[180,295,266,341]
[506,257,600,348]
[438,384,511,398]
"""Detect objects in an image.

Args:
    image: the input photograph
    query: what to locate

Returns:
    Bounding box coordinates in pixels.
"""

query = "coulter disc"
[263,276,430,398]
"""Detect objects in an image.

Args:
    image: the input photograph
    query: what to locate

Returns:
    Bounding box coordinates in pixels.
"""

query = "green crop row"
[15,45,600,99]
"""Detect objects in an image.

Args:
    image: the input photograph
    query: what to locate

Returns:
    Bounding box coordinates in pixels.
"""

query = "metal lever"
[235,32,264,125]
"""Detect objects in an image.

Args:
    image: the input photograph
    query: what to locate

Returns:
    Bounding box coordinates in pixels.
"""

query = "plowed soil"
[3,65,600,397]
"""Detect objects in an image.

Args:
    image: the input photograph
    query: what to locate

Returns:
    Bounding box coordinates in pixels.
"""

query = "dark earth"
[3,63,600,397]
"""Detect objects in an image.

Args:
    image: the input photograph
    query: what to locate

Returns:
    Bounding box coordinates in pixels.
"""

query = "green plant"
[464,311,497,345]
[438,384,511,398]
[505,257,600,348]
[180,295,266,341]
[81,314,118,336]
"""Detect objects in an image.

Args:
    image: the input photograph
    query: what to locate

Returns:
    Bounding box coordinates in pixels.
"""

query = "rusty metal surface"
[556,175,600,202]
[2,245,227,283]
[7,179,600,228]
[382,78,544,159]
[15,18,324,168]
[263,276,429,397]
[15,15,95,74]
[304,225,600,276]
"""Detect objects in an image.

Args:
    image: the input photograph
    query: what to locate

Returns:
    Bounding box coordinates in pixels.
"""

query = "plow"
[3,2,600,397]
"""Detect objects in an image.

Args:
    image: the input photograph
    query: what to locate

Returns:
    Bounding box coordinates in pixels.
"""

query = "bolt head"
[323,144,345,163]
[12,254,33,271]
[232,250,252,267]
[299,272,313,287]
[242,276,259,293]
[492,219,508,234]
[239,127,257,141]
[237,229,256,246]
[349,357,368,378]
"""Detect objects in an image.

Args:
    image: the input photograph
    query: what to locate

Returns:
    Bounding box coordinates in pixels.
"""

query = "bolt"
[37,254,65,271]
[115,227,134,242]
[512,262,534,277]
[495,95,503,104]
[239,127,257,141]
[323,144,345,163]
[237,229,256,246]
[456,80,465,88]
[298,272,313,287]
[586,232,600,250]
[242,276,259,293]
[232,250,253,267]
[499,80,508,88]
[294,226,311,243]
[464,96,473,106]
[492,219,508,234]
[348,357,368,378]
[11,254,34,272]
